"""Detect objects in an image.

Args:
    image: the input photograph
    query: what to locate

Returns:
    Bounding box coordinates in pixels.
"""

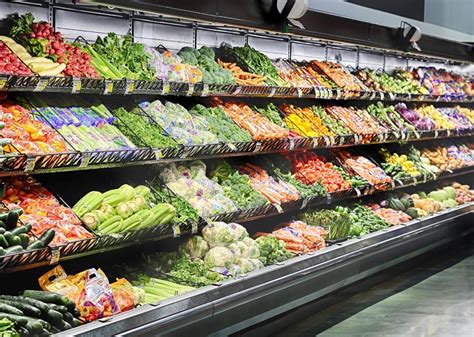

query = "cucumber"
[0,234,8,248]
[27,241,44,250]
[0,313,28,326]
[35,318,51,330]
[38,229,55,246]
[18,233,29,249]
[6,235,21,247]
[4,245,24,254]
[44,309,63,324]
[0,213,7,222]
[52,319,71,331]
[62,311,74,324]
[0,296,50,314]
[23,290,69,306]
[5,211,19,230]
[3,231,12,243]
[0,247,5,256]
[48,304,68,314]
[24,319,43,334]
[11,225,29,236]
[0,223,5,231]
[0,299,41,317]
[0,303,24,316]
[71,318,81,327]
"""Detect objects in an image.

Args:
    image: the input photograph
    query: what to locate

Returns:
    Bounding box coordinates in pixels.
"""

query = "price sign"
[297,87,303,98]
[254,142,262,152]
[369,91,377,100]
[186,83,195,96]
[336,89,342,99]
[388,92,395,100]
[300,198,308,210]
[72,77,81,94]
[103,80,113,95]
[124,80,135,94]
[289,138,295,150]
[273,203,284,213]
[79,152,91,168]
[313,86,320,98]
[446,129,451,137]
[24,157,36,173]
[49,248,60,265]
[434,130,439,138]
[380,92,385,101]
[160,82,170,95]
[201,84,210,96]
[312,137,319,148]
[172,224,181,237]
[268,87,277,97]
[233,86,242,95]
[354,188,361,197]
[34,79,48,92]
[0,78,7,90]
[227,143,237,151]
[408,93,412,100]
[154,149,164,160]
[326,193,332,205]
[191,222,199,234]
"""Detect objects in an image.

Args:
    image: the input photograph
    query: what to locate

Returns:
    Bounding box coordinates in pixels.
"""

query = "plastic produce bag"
[202,222,235,247]
[182,235,209,259]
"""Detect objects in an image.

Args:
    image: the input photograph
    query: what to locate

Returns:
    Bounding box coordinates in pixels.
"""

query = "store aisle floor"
[273,247,474,337]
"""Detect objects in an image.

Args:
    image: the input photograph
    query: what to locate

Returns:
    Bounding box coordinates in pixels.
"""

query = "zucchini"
[0,247,5,256]
[38,229,55,246]
[0,303,24,316]
[18,233,29,249]
[23,290,69,306]
[0,296,50,314]
[27,241,44,250]
[6,235,21,247]
[4,245,24,254]
[24,319,43,334]
[0,234,9,248]
[48,304,68,314]
[0,299,41,317]
[0,313,28,327]
[0,227,5,234]
[11,225,29,236]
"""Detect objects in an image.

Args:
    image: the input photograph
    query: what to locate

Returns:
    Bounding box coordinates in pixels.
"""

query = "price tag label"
[124,80,135,94]
[71,77,81,94]
[339,136,346,146]
[273,203,284,213]
[186,83,195,96]
[369,91,377,100]
[354,188,361,197]
[254,142,262,152]
[323,136,331,146]
[0,78,7,90]
[395,179,404,186]
[300,198,308,210]
[49,248,60,265]
[297,87,303,98]
[408,93,412,100]
[79,152,91,168]
[172,224,181,237]
[329,135,335,146]
[154,149,164,160]
[413,176,418,185]
[160,82,170,95]
[313,86,320,98]
[380,92,385,101]
[326,193,332,205]
[434,130,439,138]
[388,93,395,100]
[227,143,237,151]
[201,84,210,96]
[446,129,451,137]
[312,137,319,148]
[182,147,190,158]
[414,130,420,139]
[34,78,48,92]
[103,80,113,95]
[435,95,441,102]
[24,157,36,172]
[289,139,295,150]
[233,86,242,95]
[400,131,406,141]
[336,89,342,99]
[191,222,198,234]
[268,87,277,97]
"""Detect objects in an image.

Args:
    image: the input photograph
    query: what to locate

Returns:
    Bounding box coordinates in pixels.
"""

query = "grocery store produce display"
[0,7,472,337]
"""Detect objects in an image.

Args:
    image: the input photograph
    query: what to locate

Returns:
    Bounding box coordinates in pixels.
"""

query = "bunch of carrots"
[289,152,351,192]
[218,59,266,85]
[221,102,289,141]
[337,150,392,186]
[238,163,300,204]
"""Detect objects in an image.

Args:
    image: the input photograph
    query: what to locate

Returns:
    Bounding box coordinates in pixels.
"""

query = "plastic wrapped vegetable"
[229,223,249,241]
[204,246,235,268]
[237,237,260,259]
[182,235,209,259]
[236,258,255,273]
[202,222,236,247]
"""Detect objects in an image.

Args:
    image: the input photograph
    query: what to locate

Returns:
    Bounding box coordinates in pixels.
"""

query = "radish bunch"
[11,14,99,78]
[0,41,32,75]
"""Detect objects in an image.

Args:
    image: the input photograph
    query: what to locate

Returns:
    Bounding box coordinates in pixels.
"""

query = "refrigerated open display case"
[0,1,472,336]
